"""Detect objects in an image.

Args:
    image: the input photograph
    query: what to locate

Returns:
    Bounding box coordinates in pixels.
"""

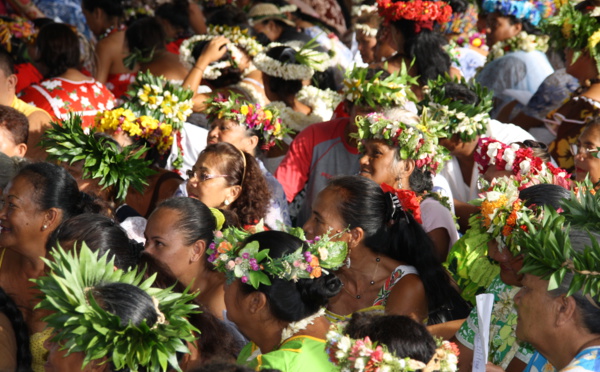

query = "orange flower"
[217,241,232,253]
[311,266,322,278]
[502,225,512,236]
[310,255,320,268]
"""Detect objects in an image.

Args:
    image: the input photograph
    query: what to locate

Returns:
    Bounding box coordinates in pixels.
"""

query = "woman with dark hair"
[304,175,469,325]
[184,142,271,227]
[81,0,135,99]
[475,0,554,117]
[144,197,227,318]
[0,287,31,371]
[156,0,193,55]
[572,119,600,186]
[125,17,189,82]
[19,23,115,127]
[373,0,457,97]
[215,230,345,371]
[354,111,458,261]
[0,162,102,371]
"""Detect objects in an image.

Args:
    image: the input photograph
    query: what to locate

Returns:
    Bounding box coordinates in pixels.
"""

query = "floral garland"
[474,137,572,188]
[486,31,549,63]
[33,243,198,372]
[207,25,264,57]
[355,23,378,38]
[207,222,348,288]
[326,324,460,372]
[281,308,326,341]
[296,84,343,125]
[266,100,327,133]
[94,107,174,155]
[179,34,244,80]
[456,31,487,49]
[205,92,292,150]
[343,65,418,109]
[0,17,36,52]
[352,4,378,17]
[381,183,423,223]
[377,0,453,32]
[543,2,600,75]
[420,75,493,142]
[353,112,449,174]
[253,41,329,81]
[482,0,555,27]
[40,115,155,202]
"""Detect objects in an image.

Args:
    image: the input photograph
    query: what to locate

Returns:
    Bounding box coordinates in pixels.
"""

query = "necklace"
[280,308,326,342]
[342,257,381,300]
[99,24,125,41]
[486,31,549,63]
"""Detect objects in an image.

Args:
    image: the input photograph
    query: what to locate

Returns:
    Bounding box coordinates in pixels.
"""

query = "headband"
[210,208,225,230]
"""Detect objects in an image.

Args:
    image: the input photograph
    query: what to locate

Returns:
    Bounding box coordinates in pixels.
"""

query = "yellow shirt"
[10,96,48,118]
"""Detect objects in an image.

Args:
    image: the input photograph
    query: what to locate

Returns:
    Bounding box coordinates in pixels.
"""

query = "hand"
[196,36,230,68]
[485,362,506,372]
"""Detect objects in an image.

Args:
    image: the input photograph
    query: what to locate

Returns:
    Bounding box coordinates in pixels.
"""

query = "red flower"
[380,183,423,223]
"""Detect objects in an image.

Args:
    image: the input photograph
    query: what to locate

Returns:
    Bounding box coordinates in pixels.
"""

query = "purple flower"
[306,266,313,273]
[207,253,217,263]
[249,258,257,265]
[304,252,312,261]
[241,276,248,283]
[314,236,321,242]
[242,252,250,259]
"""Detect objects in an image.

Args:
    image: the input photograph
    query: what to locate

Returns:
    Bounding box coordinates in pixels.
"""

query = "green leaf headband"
[518,203,600,301]
[39,115,156,201]
[207,222,348,288]
[204,91,294,150]
[342,64,418,108]
[352,111,450,174]
[420,74,493,142]
[542,2,600,74]
[33,243,199,371]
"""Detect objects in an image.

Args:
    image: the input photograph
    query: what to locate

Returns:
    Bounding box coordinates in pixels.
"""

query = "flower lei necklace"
[281,308,326,341]
[487,31,549,63]
[99,24,126,41]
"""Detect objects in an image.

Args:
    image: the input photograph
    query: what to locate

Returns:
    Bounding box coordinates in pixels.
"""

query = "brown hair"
[201,142,271,226]
[0,105,28,145]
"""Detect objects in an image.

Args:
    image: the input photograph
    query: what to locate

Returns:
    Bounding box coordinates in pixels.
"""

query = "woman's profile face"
[0,175,47,250]
[144,207,197,281]
[357,31,377,64]
[514,274,554,347]
[574,126,600,183]
[186,152,234,209]
[223,279,248,333]
[208,118,253,152]
[303,187,350,241]
[487,240,523,286]
[485,13,520,46]
[359,139,400,187]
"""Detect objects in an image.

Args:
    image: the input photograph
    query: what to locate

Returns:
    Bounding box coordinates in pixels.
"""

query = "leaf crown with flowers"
[205,92,293,150]
[253,39,330,81]
[179,34,244,80]
[206,25,264,57]
[482,0,555,27]
[377,0,453,32]
[207,222,348,288]
[326,323,460,372]
[353,112,450,174]
[518,189,600,302]
[474,137,572,189]
[40,115,156,202]
[343,64,418,109]
[542,2,600,75]
[33,243,199,372]
[420,75,493,142]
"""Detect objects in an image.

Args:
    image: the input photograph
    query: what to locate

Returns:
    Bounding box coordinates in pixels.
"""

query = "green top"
[237,335,336,371]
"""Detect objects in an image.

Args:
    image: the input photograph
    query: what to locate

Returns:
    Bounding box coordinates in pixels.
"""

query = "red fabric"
[19,77,116,127]
[105,72,136,100]
[165,38,186,55]
[380,183,422,224]
[14,62,43,94]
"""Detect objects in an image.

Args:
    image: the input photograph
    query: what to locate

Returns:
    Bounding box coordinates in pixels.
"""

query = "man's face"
[0,68,17,106]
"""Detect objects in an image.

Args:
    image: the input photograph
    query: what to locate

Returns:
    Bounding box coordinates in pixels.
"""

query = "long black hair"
[0,287,31,371]
[326,176,460,316]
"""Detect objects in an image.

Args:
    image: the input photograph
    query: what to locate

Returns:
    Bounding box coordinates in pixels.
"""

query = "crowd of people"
[0,0,599,370]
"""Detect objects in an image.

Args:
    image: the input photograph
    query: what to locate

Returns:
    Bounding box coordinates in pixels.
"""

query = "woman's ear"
[555,294,577,328]
[247,291,268,315]
[43,208,62,231]
[190,239,207,263]
[242,135,259,154]
[348,226,365,249]
[226,185,242,204]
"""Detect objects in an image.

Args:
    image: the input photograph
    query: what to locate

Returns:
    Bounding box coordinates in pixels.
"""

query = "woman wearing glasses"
[185,142,272,228]
[573,119,600,186]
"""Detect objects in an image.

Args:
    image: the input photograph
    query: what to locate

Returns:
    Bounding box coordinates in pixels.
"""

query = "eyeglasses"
[186,169,229,182]
[569,144,600,158]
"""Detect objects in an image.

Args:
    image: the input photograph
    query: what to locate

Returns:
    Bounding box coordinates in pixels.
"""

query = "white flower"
[92,85,101,95]
[80,86,88,93]
[519,159,531,174]
[502,148,516,170]
[80,97,91,107]
[486,142,503,164]
[354,358,365,371]
[69,92,79,102]
[41,79,62,90]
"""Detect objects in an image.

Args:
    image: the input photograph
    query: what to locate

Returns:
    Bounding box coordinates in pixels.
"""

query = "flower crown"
[326,324,459,372]
[343,65,418,109]
[40,115,156,201]
[0,17,36,53]
[542,2,600,75]
[94,107,174,155]
[381,183,423,223]
[121,71,194,168]
[436,3,478,35]
[482,0,555,26]
[179,34,244,80]
[420,75,493,142]
[355,23,379,37]
[207,25,264,57]
[253,40,329,81]
[474,137,571,188]
[353,112,449,174]
[518,195,600,302]
[33,243,198,371]
[207,222,348,288]
[377,0,453,32]
[205,92,293,150]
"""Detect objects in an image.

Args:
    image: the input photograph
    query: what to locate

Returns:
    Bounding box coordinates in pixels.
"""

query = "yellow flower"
[240,105,249,116]
[562,19,572,39]
[264,110,273,120]
[273,122,282,136]
[589,29,600,51]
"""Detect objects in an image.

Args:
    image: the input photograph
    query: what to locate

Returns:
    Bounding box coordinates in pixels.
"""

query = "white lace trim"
[280,308,326,342]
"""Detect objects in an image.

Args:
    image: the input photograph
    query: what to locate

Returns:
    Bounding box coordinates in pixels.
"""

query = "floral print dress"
[19,77,115,127]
